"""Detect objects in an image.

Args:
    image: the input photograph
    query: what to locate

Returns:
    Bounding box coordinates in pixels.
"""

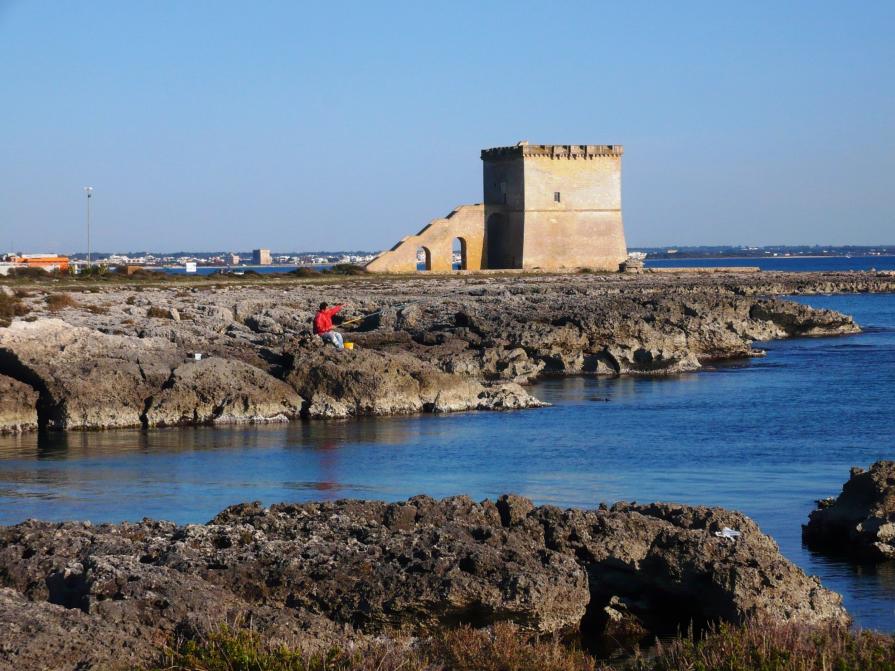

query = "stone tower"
[365,142,628,273]
[481,142,626,270]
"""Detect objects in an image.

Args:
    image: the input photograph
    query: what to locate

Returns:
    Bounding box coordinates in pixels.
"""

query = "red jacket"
[313,305,343,335]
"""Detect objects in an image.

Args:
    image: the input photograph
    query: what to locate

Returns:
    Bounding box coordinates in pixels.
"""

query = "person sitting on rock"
[314,302,345,349]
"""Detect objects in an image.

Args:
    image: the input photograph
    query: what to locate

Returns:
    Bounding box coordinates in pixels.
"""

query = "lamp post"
[84,187,93,267]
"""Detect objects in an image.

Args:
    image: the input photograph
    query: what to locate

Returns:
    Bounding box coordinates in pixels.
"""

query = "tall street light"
[84,187,93,267]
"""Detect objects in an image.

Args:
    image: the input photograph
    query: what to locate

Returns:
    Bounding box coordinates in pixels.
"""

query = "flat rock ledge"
[804,460,895,560]
[0,496,847,670]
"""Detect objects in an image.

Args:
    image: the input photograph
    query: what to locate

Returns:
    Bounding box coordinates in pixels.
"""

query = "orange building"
[12,254,70,272]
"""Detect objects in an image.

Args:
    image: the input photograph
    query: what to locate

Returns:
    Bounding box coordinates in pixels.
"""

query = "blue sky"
[1,1,892,253]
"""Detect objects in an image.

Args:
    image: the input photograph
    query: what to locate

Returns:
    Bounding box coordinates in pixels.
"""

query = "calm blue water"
[645,255,895,272]
[162,265,301,275]
[1,293,894,630]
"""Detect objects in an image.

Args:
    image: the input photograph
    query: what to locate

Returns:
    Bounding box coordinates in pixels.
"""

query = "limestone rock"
[0,375,38,433]
[0,496,848,669]
[803,461,895,560]
[286,347,543,418]
[0,319,181,430]
[143,357,303,426]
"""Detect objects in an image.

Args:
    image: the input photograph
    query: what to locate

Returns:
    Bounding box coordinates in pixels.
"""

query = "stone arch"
[453,237,468,270]
[417,246,432,271]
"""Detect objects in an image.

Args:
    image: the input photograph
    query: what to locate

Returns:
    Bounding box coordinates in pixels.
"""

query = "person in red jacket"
[314,302,344,348]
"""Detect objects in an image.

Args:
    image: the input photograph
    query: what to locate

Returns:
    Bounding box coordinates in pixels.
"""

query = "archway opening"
[453,237,467,270]
[416,246,432,271]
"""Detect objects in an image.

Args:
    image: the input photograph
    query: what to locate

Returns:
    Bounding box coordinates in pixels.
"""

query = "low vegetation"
[148,622,600,671]
[145,620,895,671]
[44,292,79,311]
[0,291,31,326]
[325,263,368,275]
[146,305,174,319]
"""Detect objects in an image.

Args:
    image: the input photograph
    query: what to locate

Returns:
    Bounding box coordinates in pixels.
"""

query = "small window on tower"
[554,191,561,203]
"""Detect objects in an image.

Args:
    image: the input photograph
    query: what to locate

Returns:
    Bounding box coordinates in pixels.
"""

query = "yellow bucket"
[344,342,354,350]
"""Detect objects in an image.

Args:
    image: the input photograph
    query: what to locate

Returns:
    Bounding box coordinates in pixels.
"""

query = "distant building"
[252,249,272,265]
[366,141,627,272]
[229,253,241,265]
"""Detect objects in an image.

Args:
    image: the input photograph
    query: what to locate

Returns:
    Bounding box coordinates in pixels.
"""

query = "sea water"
[0,292,893,630]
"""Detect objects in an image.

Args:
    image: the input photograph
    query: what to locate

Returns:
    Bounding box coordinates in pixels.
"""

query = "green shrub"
[291,267,321,278]
[325,264,367,276]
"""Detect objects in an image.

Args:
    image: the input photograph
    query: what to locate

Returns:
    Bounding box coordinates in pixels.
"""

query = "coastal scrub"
[147,621,895,671]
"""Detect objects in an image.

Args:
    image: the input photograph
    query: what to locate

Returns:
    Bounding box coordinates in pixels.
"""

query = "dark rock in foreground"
[0,496,847,669]
[803,461,895,560]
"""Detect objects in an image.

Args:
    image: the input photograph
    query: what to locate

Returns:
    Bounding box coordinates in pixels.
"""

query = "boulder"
[285,346,544,418]
[0,496,848,669]
[803,461,895,560]
[0,375,38,433]
[0,319,181,430]
[143,357,303,426]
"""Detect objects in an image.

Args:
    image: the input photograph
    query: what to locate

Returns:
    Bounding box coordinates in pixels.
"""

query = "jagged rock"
[286,346,544,418]
[0,496,848,669]
[749,300,859,337]
[0,374,37,433]
[0,273,873,432]
[803,461,895,559]
[0,319,181,429]
[143,357,303,426]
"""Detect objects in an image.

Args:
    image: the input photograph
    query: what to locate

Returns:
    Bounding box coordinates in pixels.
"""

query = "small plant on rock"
[146,306,173,319]
[0,292,30,326]
[45,293,79,311]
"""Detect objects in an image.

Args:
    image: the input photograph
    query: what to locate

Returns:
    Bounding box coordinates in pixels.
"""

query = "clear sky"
[1,1,893,253]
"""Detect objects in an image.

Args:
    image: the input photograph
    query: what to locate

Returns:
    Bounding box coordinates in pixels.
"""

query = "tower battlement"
[481,143,623,161]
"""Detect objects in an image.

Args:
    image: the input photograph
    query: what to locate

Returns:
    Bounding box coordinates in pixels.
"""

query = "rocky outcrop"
[0,319,180,430]
[0,374,37,433]
[0,273,867,431]
[285,341,544,418]
[0,321,301,429]
[803,461,895,560]
[144,357,303,426]
[0,496,847,669]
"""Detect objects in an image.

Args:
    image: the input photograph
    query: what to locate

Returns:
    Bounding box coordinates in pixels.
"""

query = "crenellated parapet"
[481,142,623,161]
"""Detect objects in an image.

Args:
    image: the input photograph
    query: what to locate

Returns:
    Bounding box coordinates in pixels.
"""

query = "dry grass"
[45,292,79,311]
[84,304,110,315]
[147,622,600,671]
[637,620,895,671]
[0,292,31,326]
[146,305,173,319]
[145,620,895,671]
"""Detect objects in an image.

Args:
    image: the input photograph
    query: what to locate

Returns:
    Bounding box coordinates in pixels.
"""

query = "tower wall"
[482,154,525,268]
[520,150,626,270]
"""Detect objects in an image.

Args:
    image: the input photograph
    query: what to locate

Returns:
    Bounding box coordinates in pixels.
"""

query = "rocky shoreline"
[0,270,884,433]
[0,495,848,669]
[804,461,895,560]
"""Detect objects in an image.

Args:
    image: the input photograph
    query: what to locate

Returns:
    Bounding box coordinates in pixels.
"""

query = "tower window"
[554,191,561,203]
